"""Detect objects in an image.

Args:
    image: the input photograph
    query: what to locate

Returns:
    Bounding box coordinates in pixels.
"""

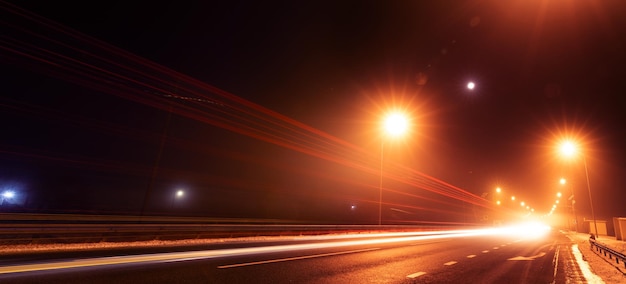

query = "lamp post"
[560,178,578,232]
[559,140,598,237]
[379,112,409,225]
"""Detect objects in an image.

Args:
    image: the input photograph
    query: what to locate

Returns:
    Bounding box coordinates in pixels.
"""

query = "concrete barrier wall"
[616,217,626,241]
[588,220,607,236]
[614,218,622,240]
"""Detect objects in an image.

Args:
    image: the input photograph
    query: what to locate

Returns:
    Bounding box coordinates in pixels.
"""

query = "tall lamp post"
[559,140,598,237]
[560,178,578,232]
[379,112,409,225]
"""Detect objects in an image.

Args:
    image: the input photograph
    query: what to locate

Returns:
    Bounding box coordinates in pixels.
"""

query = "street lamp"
[1,190,15,206]
[558,140,598,237]
[171,189,184,209]
[379,111,410,225]
[467,81,476,90]
[560,178,578,232]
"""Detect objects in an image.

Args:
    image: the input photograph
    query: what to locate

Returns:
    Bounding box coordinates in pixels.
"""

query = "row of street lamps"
[489,141,596,236]
[494,187,533,212]
[558,140,598,236]
[376,107,597,234]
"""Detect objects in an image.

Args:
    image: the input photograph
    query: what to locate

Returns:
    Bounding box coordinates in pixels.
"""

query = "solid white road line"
[217,247,379,269]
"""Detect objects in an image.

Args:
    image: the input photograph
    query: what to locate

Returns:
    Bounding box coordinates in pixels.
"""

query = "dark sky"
[2,1,625,223]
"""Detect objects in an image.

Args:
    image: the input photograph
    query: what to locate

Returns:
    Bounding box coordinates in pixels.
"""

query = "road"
[0,227,586,283]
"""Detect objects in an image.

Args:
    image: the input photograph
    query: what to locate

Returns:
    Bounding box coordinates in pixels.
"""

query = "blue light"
[2,191,14,199]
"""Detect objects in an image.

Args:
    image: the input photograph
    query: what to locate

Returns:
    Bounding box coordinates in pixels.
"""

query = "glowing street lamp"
[558,140,598,237]
[171,189,185,209]
[2,191,14,199]
[379,111,410,225]
[1,190,15,206]
[467,81,476,90]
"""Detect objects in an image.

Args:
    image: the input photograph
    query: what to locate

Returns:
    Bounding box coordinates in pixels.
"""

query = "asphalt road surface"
[0,228,585,283]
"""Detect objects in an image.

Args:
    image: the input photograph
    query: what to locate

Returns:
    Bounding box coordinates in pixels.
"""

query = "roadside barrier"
[0,213,459,245]
[590,238,626,269]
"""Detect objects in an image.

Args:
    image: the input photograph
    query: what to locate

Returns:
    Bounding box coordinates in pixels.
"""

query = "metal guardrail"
[590,238,626,269]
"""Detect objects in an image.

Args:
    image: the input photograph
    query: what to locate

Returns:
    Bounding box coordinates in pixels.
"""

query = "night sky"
[2,1,625,224]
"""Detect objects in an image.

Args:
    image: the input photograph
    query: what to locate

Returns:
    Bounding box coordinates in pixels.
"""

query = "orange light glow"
[383,112,409,137]
[558,140,577,158]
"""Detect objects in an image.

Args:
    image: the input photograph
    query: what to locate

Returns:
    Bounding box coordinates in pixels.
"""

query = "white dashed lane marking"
[444,261,457,266]
[482,250,489,253]
[407,271,427,279]
[467,254,476,258]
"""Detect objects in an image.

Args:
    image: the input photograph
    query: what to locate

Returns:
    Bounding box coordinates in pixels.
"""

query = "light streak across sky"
[1,1,498,220]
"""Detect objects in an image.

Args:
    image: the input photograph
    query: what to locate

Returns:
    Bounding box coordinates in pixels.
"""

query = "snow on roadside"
[567,233,626,283]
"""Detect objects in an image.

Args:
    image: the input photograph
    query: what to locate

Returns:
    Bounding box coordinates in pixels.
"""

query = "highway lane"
[0,227,584,283]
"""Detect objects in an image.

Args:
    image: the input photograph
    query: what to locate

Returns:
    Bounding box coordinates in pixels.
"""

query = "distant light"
[560,178,566,185]
[350,205,357,210]
[176,190,184,198]
[496,200,501,205]
[511,196,516,201]
[467,82,475,90]
[2,191,14,199]
[499,222,551,239]
[496,187,501,193]
[557,192,562,198]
